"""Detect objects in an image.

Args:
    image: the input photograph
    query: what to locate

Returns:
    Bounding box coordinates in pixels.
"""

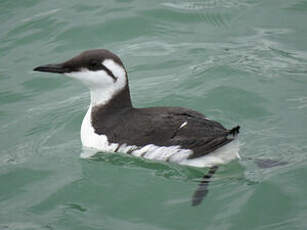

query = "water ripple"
[21,9,61,23]
[287,0,307,11]
[190,28,307,78]
[287,96,307,109]
[162,0,254,10]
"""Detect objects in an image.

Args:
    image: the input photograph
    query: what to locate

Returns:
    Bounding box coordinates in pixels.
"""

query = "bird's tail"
[228,125,240,137]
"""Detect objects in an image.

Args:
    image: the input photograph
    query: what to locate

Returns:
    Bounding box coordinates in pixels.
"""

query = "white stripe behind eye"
[102,59,126,81]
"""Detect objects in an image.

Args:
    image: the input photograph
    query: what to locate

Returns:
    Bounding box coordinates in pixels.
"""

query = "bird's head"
[34,49,128,106]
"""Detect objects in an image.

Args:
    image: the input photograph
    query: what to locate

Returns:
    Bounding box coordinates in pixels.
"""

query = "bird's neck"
[90,84,133,121]
[90,84,132,108]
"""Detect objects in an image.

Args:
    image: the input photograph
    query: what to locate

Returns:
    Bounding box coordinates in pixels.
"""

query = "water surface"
[1,0,307,229]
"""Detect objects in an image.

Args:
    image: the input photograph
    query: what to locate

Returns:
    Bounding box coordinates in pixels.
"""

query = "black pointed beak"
[33,63,68,74]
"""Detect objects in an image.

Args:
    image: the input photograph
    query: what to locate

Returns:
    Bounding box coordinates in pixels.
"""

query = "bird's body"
[34,49,240,168]
[81,103,240,167]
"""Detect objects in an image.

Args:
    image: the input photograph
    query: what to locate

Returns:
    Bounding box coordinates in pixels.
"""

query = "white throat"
[66,59,127,106]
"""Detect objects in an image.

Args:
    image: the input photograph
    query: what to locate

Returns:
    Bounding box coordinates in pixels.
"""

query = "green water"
[1,0,307,229]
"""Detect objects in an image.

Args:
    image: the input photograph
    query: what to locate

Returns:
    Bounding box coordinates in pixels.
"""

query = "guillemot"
[34,49,240,166]
[34,49,240,205]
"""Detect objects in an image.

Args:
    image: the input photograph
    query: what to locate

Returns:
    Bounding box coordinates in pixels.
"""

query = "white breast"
[80,105,119,152]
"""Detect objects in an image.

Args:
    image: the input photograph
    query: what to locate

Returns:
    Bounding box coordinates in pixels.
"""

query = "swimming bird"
[34,49,240,205]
